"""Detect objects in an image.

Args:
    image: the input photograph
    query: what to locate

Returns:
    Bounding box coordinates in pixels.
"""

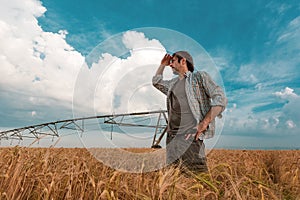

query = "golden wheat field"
[0,147,299,200]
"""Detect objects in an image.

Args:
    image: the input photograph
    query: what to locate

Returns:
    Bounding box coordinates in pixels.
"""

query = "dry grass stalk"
[0,147,299,199]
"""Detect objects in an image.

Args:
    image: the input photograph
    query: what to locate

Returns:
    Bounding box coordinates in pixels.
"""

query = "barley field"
[0,147,299,199]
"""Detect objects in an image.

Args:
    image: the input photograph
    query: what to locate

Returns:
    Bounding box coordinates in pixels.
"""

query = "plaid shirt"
[152,71,227,139]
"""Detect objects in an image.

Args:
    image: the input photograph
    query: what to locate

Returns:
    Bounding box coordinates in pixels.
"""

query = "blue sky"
[0,0,299,149]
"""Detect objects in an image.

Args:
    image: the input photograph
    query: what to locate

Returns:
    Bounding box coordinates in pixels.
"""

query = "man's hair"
[172,51,194,72]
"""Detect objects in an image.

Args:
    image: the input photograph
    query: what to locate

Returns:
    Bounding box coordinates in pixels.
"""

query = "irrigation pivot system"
[0,110,168,148]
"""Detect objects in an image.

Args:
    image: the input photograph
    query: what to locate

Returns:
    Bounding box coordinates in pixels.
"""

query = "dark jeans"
[166,130,207,172]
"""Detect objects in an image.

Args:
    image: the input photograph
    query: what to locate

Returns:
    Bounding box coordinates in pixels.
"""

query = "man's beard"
[172,69,179,75]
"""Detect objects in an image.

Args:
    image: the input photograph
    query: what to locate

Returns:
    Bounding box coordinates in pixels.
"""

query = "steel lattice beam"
[0,110,168,147]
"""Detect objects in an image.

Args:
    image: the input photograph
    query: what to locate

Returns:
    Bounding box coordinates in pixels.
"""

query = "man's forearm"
[202,106,223,124]
[155,64,166,75]
[195,106,223,140]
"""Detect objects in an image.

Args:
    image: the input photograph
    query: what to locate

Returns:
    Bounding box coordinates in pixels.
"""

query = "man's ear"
[181,58,187,65]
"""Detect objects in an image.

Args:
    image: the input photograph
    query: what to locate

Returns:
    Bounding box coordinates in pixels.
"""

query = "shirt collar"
[184,71,192,78]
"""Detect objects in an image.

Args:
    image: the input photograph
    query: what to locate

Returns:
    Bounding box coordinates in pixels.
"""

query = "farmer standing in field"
[152,51,227,172]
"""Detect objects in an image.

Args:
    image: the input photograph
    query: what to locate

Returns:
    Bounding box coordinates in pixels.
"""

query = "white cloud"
[286,120,296,129]
[1,0,224,130]
[274,87,298,99]
[122,31,164,50]
[224,86,300,136]
[72,31,170,117]
[0,0,84,112]
[277,89,300,131]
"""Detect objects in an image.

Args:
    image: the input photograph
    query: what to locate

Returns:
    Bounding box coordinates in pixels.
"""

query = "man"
[152,51,227,172]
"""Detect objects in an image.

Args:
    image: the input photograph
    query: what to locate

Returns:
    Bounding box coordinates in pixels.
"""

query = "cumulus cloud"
[274,87,298,99]
[0,0,84,124]
[0,0,185,139]
[72,31,170,117]
[0,0,224,130]
[277,88,300,131]
[122,31,164,50]
[224,85,300,136]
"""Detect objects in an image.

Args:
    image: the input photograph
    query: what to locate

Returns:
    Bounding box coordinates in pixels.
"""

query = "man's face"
[170,56,181,74]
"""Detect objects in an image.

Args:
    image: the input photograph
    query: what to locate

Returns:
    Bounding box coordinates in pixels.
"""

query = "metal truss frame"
[0,110,168,148]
